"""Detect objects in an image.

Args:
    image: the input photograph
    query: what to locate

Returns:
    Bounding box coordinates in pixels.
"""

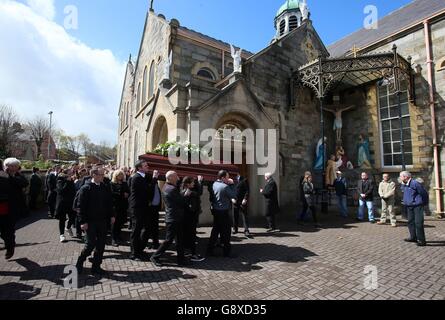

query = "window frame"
[377,84,414,169]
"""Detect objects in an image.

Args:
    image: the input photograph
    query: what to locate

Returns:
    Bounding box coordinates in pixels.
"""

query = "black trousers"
[76,221,107,269]
[130,214,150,257]
[407,206,426,243]
[112,208,127,241]
[29,192,39,210]
[147,207,160,246]
[233,205,249,232]
[0,215,15,252]
[152,222,184,263]
[208,210,232,256]
[47,192,56,216]
[266,214,276,230]
[58,210,77,235]
[183,213,199,255]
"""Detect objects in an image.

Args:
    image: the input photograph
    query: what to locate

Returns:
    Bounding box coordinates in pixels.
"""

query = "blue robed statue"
[314,137,327,170]
[358,134,372,169]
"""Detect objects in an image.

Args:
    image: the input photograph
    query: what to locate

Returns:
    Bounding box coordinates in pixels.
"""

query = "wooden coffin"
[139,153,240,182]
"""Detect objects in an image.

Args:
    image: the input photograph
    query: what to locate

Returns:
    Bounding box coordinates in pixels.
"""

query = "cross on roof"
[351,44,360,58]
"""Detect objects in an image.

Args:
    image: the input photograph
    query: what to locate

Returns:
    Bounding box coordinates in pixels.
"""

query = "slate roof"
[178,26,255,57]
[328,0,445,57]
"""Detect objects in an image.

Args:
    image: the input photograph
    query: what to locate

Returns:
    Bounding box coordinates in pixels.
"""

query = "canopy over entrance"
[294,45,413,98]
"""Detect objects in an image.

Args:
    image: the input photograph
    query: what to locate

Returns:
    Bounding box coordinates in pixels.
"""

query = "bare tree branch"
[0,104,22,157]
[27,116,50,160]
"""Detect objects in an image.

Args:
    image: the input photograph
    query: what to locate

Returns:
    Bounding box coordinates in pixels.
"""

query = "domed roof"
[276,0,300,18]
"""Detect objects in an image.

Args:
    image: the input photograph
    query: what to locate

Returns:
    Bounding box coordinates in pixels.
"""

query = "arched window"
[134,131,138,163]
[279,19,286,36]
[136,82,141,112]
[148,61,155,98]
[125,102,129,126]
[289,15,299,31]
[142,66,148,106]
[197,68,215,80]
[124,140,128,167]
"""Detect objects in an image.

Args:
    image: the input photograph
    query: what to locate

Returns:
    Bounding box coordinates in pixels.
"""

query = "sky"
[0,0,413,145]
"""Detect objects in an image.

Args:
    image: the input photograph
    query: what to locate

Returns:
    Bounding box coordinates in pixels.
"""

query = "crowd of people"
[0,156,430,277]
[299,170,429,246]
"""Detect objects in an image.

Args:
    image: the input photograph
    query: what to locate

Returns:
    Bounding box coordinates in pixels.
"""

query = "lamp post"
[48,111,53,160]
[392,45,407,171]
[317,54,328,214]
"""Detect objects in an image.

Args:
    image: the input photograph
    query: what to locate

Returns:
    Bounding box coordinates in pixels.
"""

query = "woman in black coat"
[110,170,129,246]
[181,176,205,262]
[0,160,14,259]
[55,169,76,243]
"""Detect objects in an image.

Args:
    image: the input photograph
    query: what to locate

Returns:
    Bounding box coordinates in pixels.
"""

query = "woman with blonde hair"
[299,172,320,227]
[110,170,129,246]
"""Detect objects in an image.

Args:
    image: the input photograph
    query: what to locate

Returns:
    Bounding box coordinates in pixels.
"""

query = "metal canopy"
[294,45,413,98]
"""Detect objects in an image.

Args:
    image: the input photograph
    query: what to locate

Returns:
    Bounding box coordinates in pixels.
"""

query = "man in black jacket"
[46,165,60,218]
[151,171,186,267]
[233,175,252,238]
[128,160,158,260]
[75,168,115,276]
[260,173,280,232]
[1,158,29,260]
[357,172,375,223]
[29,167,42,211]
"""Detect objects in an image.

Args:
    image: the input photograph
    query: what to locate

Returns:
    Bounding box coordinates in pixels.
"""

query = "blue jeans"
[358,200,375,221]
[337,195,348,217]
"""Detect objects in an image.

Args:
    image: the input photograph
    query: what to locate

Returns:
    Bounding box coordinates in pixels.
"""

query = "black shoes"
[150,256,163,267]
[91,267,107,276]
[404,238,418,243]
[417,241,427,247]
[130,255,142,262]
[5,249,14,260]
[245,232,254,239]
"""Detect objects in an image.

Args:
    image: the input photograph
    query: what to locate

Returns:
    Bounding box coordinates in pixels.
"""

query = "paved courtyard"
[0,210,444,300]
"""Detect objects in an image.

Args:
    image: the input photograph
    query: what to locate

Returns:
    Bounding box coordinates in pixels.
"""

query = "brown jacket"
[379,180,396,202]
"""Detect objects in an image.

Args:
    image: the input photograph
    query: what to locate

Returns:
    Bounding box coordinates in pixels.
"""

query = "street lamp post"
[48,111,53,160]
[392,45,409,171]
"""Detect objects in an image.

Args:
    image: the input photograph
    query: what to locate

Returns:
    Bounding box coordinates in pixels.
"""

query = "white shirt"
[137,171,146,178]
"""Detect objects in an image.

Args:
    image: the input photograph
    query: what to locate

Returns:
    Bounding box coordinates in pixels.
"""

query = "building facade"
[118,0,445,221]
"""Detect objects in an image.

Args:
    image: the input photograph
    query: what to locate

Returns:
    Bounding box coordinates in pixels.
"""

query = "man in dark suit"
[148,175,162,249]
[29,167,42,210]
[150,171,186,267]
[46,165,60,218]
[233,174,252,238]
[357,172,375,223]
[75,168,115,276]
[128,160,158,260]
[260,173,280,232]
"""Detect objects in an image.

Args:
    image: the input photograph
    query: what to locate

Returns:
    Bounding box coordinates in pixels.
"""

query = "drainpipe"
[424,20,444,217]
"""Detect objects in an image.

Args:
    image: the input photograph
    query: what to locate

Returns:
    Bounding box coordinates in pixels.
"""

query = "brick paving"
[0,210,444,300]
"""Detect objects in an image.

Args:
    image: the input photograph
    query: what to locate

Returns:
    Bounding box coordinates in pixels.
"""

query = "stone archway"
[151,115,168,150]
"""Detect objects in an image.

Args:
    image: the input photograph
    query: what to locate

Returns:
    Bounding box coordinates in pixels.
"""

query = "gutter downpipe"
[424,19,444,218]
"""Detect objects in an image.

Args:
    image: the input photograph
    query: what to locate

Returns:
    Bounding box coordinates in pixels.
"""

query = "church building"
[117,0,445,221]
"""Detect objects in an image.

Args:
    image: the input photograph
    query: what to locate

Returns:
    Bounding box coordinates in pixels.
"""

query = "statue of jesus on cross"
[323,96,355,142]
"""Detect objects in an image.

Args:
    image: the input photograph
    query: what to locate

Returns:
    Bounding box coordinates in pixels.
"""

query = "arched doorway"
[151,116,168,150]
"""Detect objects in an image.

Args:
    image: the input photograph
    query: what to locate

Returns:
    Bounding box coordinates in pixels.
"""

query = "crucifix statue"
[323,95,355,142]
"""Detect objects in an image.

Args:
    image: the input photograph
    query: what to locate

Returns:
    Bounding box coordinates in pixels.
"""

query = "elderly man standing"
[0,158,29,260]
[377,174,397,227]
[151,171,186,267]
[400,171,428,247]
[261,173,280,232]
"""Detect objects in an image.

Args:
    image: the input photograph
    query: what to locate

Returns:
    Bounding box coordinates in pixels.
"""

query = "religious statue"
[299,0,310,21]
[162,50,172,81]
[230,44,243,73]
[336,146,354,171]
[324,103,355,142]
[358,134,372,169]
[314,136,327,170]
[326,154,337,186]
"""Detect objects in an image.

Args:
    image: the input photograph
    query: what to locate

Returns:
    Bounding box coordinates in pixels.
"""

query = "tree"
[0,105,23,158]
[27,116,50,160]
[76,133,91,156]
